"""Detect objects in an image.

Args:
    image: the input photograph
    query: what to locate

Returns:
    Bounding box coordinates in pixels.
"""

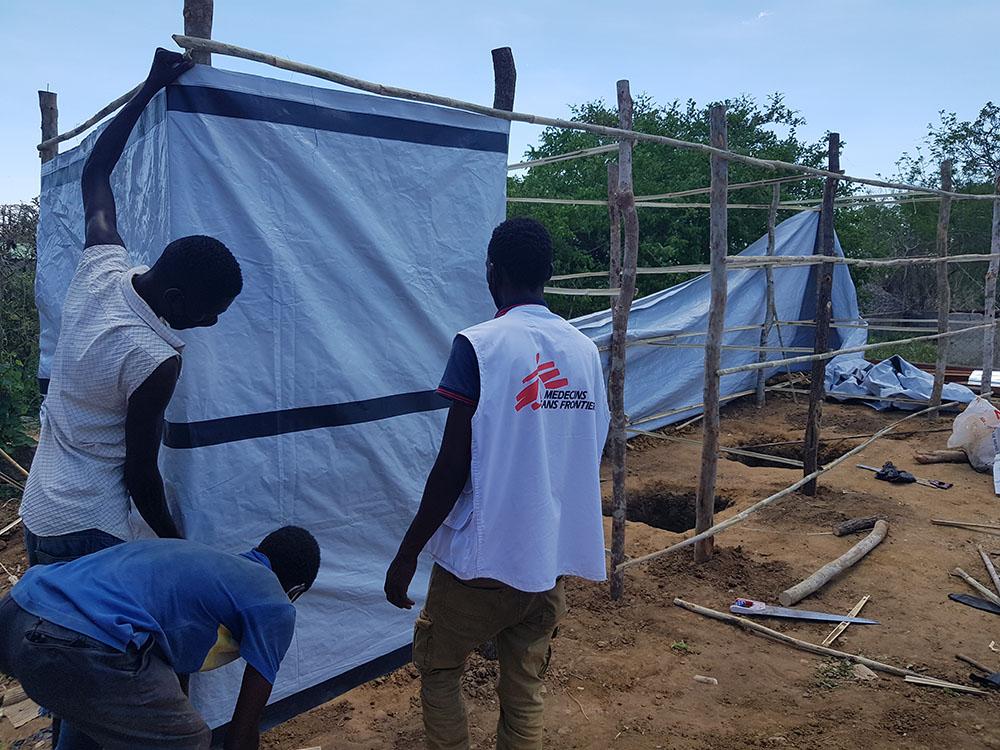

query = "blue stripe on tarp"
[210,644,412,746]
[167,85,509,154]
[163,389,449,449]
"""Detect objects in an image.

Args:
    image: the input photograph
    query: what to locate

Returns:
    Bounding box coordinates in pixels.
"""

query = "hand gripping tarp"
[35,65,508,728]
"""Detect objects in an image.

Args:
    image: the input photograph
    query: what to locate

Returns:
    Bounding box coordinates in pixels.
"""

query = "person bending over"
[20,48,243,564]
[0,526,320,750]
[385,218,610,750]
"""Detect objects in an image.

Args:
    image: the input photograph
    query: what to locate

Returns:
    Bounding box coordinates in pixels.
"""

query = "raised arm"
[384,401,474,608]
[125,356,182,539]
[82,48,193,249]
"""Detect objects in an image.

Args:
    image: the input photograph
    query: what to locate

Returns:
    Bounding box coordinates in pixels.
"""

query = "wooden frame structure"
[36,9,1000,601]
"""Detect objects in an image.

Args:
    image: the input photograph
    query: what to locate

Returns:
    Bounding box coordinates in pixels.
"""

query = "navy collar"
[495,299,548,318]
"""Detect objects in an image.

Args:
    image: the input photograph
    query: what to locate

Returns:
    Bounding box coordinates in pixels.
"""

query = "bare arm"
[384,401,473,608]
[83,48,193,249]
[223,665,273,750]
[125,356,182,539]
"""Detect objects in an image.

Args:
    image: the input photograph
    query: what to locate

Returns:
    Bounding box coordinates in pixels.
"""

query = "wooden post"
[694,105,728,563]
[38,91,58,163]
[609,80,640,600]
[608,162,621,289]
[802,133,840,495]
[930,160,953,412]
[491,48,516,111]
[755,182,780,406]
[982,170,1000,396]
[183,0,214,66]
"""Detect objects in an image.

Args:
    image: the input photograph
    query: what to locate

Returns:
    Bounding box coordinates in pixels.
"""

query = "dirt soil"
[3,396,1000,749]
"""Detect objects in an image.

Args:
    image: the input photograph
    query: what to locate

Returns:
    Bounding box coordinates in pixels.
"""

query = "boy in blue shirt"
[0,526,320,750]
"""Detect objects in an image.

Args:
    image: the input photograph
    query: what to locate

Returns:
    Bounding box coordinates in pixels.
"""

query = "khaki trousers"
[413,564,567,750]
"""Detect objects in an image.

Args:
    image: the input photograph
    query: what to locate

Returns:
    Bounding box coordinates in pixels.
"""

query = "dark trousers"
[0,596,209,750]
[21,526,124,746]
[23,527,123,566]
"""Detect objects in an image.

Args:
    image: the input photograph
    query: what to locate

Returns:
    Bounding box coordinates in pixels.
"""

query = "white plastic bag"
[947,397,1000,472]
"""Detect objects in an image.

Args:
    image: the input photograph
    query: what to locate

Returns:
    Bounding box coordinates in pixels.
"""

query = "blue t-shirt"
[11,540,296,684]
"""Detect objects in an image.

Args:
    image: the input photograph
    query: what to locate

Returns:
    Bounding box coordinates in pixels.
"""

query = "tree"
[0,200,41,449]
[507,94,830,316]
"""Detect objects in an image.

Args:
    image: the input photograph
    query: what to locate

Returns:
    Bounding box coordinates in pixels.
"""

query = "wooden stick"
[37,84,142,153]
[617,402,953,572]
[983,171,1000,396]
[183,0,214,66]
[756,183,780,407]
[694,105,729,563]
[931,161,953,413]
[779,520,888,606]
[718,321,999,377]
[0,517,22,537]
[628,428,804,468]
[931,519,1000,532]
[608,80,640,601]
[0,447,29,480]
[956,653,995,673]
[508,144,617,171]
[547,253,1000,282]
[903,675,986,694]
[509,197,811,211]
[952,568,1000,608]
[832,517,881,537]
[608,162,621,288]
[803,134,840,495]
[979,546,1000,597]
[38,90,58,163]
[491,47,516,111]
[673,598,921,678]
[636,175,812,201]
[168,35,1000,202]
[821,594,871,647]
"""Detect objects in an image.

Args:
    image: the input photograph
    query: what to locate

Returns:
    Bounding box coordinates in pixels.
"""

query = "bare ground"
[3,395,1000,749]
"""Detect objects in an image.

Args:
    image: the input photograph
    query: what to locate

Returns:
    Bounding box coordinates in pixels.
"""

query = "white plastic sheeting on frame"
[572,211,867,430]
[36,65,508,728]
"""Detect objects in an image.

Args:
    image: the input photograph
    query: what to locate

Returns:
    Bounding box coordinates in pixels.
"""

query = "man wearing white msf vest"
[385,217,610,750]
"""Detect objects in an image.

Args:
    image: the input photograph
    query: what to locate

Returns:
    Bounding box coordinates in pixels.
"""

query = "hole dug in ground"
[604,482,732,532]
[726,433,855,469]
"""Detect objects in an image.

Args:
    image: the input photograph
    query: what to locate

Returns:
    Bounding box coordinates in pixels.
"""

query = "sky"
[2,0,998,203]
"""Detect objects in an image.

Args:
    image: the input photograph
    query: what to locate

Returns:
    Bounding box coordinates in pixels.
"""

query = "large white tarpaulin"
[36,65,508,728]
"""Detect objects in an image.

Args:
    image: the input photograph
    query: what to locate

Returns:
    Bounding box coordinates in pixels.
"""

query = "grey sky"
[2,0,997,203]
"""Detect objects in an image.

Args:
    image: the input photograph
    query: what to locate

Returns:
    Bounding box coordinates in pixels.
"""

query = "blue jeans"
[23,527,123,566]
[0,596,209,750]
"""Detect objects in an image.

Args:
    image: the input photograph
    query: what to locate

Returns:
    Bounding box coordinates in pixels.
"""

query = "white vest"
[427,304,610,592]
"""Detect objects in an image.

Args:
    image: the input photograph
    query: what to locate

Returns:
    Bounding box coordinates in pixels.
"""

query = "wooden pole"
[755,182,780,406]
[609,80,640,601]
[802,133,840,495]
[38,91,58,163]
[952,568,1000,608]
[694,105,728,563]
[930,160,953,412]
[183,0,214,66]
[983,170,1000,396]
[673,598,923,678]
[977,546,1000,597]
[608,162,621,289]
[778,520,888,605]
[172,35,1000,203]
[491,48,516,111]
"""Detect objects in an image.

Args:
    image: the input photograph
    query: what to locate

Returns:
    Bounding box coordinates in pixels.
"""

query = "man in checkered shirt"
[20,49,244,566]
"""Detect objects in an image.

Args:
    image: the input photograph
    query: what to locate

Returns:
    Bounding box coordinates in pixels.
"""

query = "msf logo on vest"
[515,353,597,413]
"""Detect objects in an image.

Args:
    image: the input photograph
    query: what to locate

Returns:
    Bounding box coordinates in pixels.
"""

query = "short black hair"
[487,217,553,288]
[257,526,320,593]
[154,235,243,306]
